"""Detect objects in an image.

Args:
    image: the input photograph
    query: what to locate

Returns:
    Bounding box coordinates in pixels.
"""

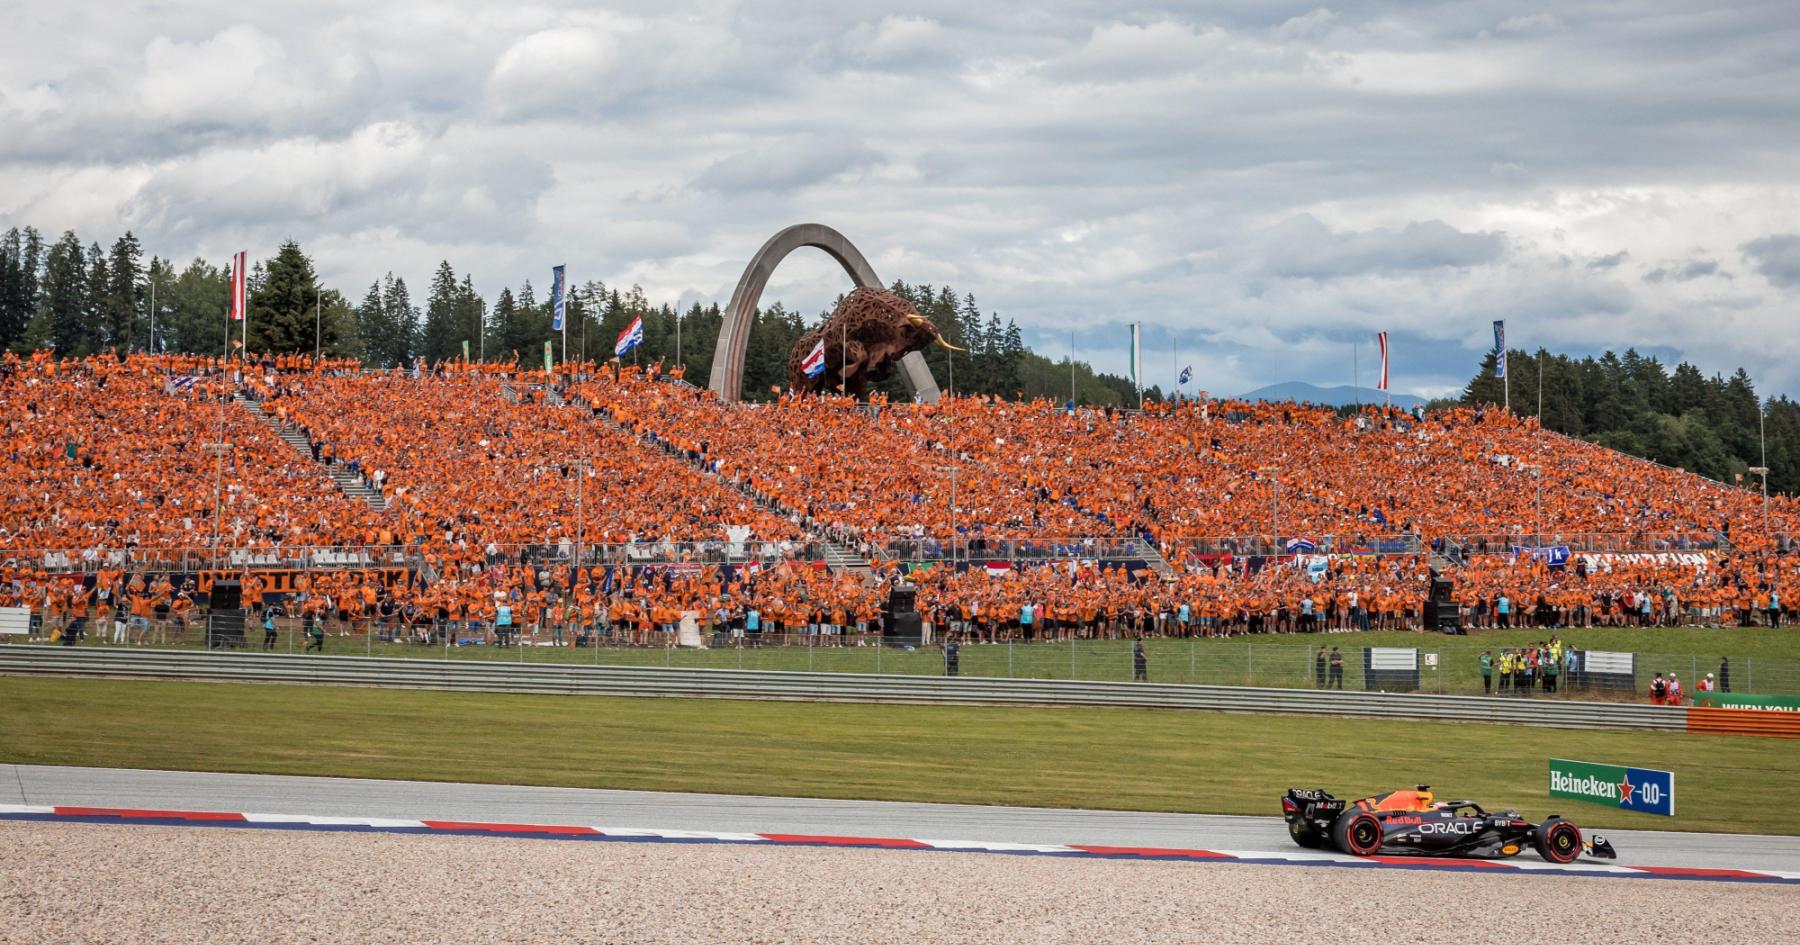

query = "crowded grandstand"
[2,350,1796,647]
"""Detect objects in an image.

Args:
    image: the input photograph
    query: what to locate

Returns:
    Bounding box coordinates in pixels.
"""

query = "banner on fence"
[1691,692,1800,712]
[1548,758,1674,816]
[1573,649,1637,691]
[1363,647,1420,691]
[0,607,29,635]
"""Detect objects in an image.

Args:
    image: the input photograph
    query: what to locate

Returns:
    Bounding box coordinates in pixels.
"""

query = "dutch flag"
[614,315,644,358]
[801,338,826,378]
[1285,537,1317,554]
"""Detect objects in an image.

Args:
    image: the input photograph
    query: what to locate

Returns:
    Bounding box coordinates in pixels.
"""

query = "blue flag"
[551,265,567,332]
[1178,365,1192,386]
[1493,320,1506,378]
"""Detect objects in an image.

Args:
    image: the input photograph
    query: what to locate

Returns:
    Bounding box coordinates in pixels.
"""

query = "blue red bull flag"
[1493,320,1507,378]
[614,315,644,357]
[551,265,566,332]
[801,338,827,378]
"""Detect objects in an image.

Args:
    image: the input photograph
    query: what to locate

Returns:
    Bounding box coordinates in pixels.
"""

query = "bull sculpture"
[787,287,962,398]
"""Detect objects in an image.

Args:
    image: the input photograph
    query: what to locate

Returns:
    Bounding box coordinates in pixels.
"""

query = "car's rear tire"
[1332,811,1384,857]
[1288,819,1323,848]
[1533,818,1581,864]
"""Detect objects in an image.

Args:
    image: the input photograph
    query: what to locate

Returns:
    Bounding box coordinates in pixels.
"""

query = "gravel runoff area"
[2,822,1791,945]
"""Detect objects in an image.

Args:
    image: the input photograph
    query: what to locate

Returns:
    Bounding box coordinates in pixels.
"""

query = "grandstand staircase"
[1132,536,1178,580]
[821,541,874,576]
[235,392,389,512]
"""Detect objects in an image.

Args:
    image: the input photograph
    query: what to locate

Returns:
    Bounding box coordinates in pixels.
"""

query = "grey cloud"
[693,135,884,194]
[1741,234,1800,288]
[1644,259,1721,283]
[6,0,1800,397]
[1261,215,1507,280]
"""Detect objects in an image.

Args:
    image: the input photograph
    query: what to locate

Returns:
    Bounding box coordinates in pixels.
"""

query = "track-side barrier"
[0,646,1704,732]
[1685,706,1800,738]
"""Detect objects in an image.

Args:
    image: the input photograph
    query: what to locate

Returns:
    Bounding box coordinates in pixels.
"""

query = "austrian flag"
[801,339,826,378]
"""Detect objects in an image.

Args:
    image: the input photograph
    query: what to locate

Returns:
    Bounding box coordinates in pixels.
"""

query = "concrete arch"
[708,223,942,403]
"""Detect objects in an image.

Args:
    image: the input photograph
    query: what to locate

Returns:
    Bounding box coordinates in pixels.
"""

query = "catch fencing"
[0,645,1690,732]
[7,616,1799,700]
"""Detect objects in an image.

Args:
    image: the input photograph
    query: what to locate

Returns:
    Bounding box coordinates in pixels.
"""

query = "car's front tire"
[1332,811,1384,857]
[1533,818,1581,864]
[1288,819,1323,848]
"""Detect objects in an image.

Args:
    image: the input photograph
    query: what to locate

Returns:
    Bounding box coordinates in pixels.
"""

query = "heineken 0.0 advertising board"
[1548,758,1674,816]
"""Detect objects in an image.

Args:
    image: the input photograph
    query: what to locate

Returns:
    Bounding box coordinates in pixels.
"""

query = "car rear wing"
[1282,788,1346,821]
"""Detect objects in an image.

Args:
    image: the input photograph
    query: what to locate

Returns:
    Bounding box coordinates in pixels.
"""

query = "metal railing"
[11,615,1794,699]
[0,645,1689,732]
[1164,535,1425,558]
[4,540,824,574]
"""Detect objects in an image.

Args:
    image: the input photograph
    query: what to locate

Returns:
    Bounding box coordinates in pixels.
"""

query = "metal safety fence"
[8,615,1796,700]
[0,645,1689,732]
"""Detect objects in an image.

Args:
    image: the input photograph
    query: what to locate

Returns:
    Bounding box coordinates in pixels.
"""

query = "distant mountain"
[1236,381,1426,409]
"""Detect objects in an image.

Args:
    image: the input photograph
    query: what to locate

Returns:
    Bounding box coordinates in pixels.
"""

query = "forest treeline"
[1457,349,1799,494]
[0,229,1148,406]
[1,227,1790,492]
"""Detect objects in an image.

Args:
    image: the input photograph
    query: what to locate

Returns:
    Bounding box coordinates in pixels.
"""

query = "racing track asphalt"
[5,763,1798,874]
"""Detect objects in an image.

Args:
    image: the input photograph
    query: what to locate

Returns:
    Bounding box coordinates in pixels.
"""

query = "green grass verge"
[16,624,1800,695]
[2,676,1794,835]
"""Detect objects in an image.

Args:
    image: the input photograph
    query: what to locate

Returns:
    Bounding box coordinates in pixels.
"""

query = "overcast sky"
[4,1,1798,398]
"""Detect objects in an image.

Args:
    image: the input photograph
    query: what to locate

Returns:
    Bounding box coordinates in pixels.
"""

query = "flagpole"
[1384,335,1390,412]
[1353,340,1360,412]
[1069,330,1075,406]
[1172,336,1178,404]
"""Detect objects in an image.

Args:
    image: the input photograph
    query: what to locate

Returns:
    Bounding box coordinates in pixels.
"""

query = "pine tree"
[488,287,517,363]
[103,232,143,352]
[456,275,484,361]
[167,257,229,355]
[421,261,460,362]
[358,279,396,368]
[41,232,87,355]
[83,242,109,355]
[382,275,419,366]
[246,240,323,354]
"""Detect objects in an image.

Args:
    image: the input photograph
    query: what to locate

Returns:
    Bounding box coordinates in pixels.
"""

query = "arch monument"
[707,223,943,403]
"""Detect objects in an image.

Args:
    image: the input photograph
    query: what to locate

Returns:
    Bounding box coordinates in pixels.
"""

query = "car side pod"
[1585,833,1618,860]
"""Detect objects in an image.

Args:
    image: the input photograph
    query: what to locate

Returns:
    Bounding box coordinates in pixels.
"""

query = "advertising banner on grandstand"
[1691,692,1800,712]
[1363,647,1419,691]
[1549,758,1674,816]
[1512,545,1571,567]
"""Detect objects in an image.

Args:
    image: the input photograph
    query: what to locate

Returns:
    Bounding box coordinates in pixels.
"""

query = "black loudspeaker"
[886,611,923,647]
[210,580,242,611]
[207,580,246,649]
[1424,577,1461,633]
[886,584,917,616]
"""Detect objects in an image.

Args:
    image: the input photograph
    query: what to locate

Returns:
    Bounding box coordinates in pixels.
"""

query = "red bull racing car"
[1282,786,1617,863]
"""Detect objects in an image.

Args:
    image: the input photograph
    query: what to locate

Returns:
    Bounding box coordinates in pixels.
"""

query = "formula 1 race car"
[1281,786,1617,863]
